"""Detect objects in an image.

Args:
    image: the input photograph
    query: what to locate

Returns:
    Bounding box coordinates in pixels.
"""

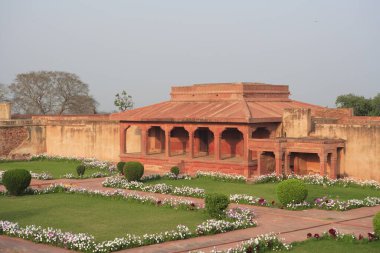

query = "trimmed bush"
[205,193,230,219]
[124,162,144,181]
[170,166,180,176]
[2,169,31,196]
[374,212,380,236]
[76,165,86,177]
[117,162,126,175]
[276,179,308,205]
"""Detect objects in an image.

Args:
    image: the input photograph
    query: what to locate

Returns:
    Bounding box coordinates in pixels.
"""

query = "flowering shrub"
[30,171,53,180]
[305,228,379,243]
[61,173,75,179]
[195,208,256,235]
[196,171,246,183]
[141,174,161,181]
[0,170,5,183]
[254,173,380,190]
[230,194,270,207]
[163,172,192,180]
[102,177,205,198]
[0,220,95,252]
[213,232,291,252]
[314,196,380,211]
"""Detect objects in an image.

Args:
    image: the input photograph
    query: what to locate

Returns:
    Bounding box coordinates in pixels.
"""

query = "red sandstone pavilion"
[1,82,379,181]
[110,82,346,178]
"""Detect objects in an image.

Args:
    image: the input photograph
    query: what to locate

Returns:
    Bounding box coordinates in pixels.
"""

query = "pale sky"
[0,0,379,112]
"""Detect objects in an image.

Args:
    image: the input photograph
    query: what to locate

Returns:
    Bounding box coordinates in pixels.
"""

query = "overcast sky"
[0,0,379,112]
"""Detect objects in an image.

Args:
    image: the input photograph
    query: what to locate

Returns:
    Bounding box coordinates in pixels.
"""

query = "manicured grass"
[0,193,208,241]
[146,178,380,201]
[0,160,104,178]
[291,239,380,253]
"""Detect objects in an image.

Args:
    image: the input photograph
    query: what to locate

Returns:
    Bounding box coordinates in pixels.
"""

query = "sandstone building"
[1,82,379,181]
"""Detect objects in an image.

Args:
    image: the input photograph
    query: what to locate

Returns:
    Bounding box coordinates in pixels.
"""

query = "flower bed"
[213,232,291,252]
[230,193,380,211]
[230,194,270,207]
[0,184,257,253]
[196,171,246,183]
[30,154,117,173]
[253,173,380,190]
[102,177,205,198]
[304,227,378,243]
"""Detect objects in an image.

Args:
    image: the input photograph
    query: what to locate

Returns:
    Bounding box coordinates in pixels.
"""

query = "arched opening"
[147,126,165,155]
[125,125,142,154]
[221,128,244,160]
[252,127,271,139]
[194,127,214,158]
[170,127,189,156]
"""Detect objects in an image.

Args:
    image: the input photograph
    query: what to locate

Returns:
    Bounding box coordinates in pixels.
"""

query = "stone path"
[0,177,379,253]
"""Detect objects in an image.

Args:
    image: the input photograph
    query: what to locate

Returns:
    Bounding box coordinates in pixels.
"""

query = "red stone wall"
[0,127,28,156]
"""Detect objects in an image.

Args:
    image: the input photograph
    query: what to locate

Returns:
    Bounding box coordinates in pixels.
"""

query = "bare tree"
[0,83,9,102]
[9,71,98,114]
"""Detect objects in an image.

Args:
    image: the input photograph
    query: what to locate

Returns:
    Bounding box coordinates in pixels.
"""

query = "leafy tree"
[370,93,380,116]
[114,90,134,111]
[9,71,98,114]
[335,94,373,116]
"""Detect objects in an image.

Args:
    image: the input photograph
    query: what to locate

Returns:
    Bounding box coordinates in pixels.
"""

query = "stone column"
[165,126,171,158]
[140,126,148,155]
[188,129,194,159]
[284,152,290,175]
[257,151,263,176]
[275,151,282,175]
[319,151,327,176]
[330,151,338,179]
[120,125,129,154]
[214,128,222,160]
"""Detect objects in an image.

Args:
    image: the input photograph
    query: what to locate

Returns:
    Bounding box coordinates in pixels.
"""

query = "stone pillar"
[330,151,337,179]
[214,129,222,160]
[275,152,282,175]
[120,125,128,154]
[284,152,291,175]
[188,130,194,158]
[319,151,327,176]
[257,151,263,176]
[165,126,171,158]
[141,126,148,155]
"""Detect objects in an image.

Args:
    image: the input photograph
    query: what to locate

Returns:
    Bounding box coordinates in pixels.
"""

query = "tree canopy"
[9,71,98,114]
[114,90,134,111]
[336,93,380,116]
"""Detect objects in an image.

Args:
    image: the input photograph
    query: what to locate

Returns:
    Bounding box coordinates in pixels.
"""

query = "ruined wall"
[44,120,120,161]
[0,126,28,157]
[313,123,380,181]
[0,103,11,120]
[282,108,311,138]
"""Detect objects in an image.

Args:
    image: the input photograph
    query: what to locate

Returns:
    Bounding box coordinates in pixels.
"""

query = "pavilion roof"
[110,83,323,123]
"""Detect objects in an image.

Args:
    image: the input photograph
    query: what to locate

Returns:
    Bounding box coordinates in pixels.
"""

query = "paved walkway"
[0,177,379,253]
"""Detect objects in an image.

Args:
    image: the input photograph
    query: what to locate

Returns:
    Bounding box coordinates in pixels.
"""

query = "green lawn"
[0,193,208,241]
[291,239,380,253]
[146,178,380,202]
[0,160,104,178]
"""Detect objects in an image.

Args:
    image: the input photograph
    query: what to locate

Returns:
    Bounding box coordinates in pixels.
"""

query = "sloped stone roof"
[110,83,323,123]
